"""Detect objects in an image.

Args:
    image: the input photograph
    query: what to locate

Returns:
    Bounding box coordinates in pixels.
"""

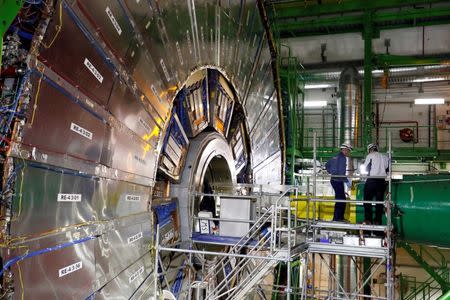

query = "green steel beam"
[272,0,449,19]
[375,54,450,67]
[275,6,450,35]
[0,0,23,64]
[398,241,450,293]
[363,10,373,146]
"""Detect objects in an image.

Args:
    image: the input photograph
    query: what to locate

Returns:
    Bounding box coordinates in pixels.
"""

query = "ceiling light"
[414,98,445,105]
[304,100,327,107]
[304,84,333,89]
[413,77,446,83]
[390,67,417,72]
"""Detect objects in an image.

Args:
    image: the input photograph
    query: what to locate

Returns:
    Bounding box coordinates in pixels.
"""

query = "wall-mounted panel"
[11,239,95,300]
[95,217,152,287]
[22,73,107,164]
[10,162,97,237]
[108,79,160,143]
[39,4,115,107]
[76,0,134,64]
[107,126,158,180]
[94,179,150,220]
[95,253,154,299]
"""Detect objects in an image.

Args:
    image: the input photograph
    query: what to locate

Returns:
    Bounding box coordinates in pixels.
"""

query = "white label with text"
[125,194,141,202]
[83,58,103,83]
[70,122,93,140]
[129,266,144,283]
[105,6,122,35]
[59,261,83,278]
[127,231,143,244]
[58,193,81,202]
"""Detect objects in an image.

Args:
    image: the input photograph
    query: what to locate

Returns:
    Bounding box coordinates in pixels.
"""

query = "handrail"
[205,186,299,299]
[203,207,274,282]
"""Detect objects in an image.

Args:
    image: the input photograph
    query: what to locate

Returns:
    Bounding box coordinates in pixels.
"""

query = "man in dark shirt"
[326,144,353,221]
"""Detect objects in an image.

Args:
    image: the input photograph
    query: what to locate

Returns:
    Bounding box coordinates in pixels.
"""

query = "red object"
[399,128,414,143]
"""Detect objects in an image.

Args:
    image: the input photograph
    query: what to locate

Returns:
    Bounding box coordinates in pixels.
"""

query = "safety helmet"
[367,143,378,152]
[340,143,353,151]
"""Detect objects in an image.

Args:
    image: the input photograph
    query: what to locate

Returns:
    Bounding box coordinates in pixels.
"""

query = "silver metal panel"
[131,52,171,119]
[94,179,150,220]
[95,217,152,288]
[10,162,96,237]
[11,239,95,300]
[96,252,154,299]
[22,73,107,164]
[108,125,158,179]
[107,78,160,142]
[76,0,134,64]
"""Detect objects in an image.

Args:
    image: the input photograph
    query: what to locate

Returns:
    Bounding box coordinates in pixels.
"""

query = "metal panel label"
[138,117,151,132]
[125,194,141,202]
[59,261,83,278]
[57,193,82,202]
[105,6,122,35]
[70,122,93,140]
[129,266,144,283]
[151,85,163,103]
[160,59,170,82]
[127,231,143,244]
[83,58,104,83]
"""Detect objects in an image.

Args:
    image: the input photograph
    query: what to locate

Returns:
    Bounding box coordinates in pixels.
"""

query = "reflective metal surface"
[39,4,115,107]
[22,73,107,164]
[10,162,96,237]
[76,0,134,64]
[11,239,95,300]
[3,0,284,297]
[95,253,153,299]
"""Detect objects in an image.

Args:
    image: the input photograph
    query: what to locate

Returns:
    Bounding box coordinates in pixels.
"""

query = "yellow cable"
[42,1,63,49]
[30,75,43,126]
[17,261,24,300]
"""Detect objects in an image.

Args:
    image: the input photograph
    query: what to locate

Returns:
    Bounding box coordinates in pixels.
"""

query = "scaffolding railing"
[154,132,396,299]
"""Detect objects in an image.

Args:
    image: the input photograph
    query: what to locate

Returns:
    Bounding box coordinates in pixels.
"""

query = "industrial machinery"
[0,0,282,298]
[1,1,450,300]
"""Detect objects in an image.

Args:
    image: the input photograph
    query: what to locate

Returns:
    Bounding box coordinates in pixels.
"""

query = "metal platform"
[308,242,388,258]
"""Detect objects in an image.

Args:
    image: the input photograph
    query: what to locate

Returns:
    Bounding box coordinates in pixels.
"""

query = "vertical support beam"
[363,10,374,146]
[0,0,23,64]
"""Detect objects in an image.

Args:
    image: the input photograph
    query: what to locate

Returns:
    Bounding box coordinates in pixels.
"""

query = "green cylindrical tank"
[392,175,450,248]
[356,174,450,247]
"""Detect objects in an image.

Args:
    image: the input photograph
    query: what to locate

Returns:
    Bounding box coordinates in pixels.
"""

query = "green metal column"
[363,10,373,146]
[0,0,23,64]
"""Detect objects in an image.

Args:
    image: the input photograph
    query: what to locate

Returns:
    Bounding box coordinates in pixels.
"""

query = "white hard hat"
[367,143,378,152]
[340,143,353,151]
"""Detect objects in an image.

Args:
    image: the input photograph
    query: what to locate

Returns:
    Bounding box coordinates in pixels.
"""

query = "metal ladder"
[204,188,301,299]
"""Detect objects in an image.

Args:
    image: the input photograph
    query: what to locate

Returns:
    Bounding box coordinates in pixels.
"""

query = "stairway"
[399,241,450,299]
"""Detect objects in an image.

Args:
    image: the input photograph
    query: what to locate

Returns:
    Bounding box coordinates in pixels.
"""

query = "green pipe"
[439,290,450,300]
[363,10,373,146]
[356,174,450,247]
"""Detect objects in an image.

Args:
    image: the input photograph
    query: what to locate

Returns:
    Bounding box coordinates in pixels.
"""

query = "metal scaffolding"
[154,132,395,300]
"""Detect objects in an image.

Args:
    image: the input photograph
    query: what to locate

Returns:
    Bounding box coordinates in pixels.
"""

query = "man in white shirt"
[362,143,389,225]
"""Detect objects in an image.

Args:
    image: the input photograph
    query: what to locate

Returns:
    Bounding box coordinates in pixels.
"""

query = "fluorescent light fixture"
[304,100,327,107]
[304,84,333,89]
[413,77,446,83]
[414,98,445,105]
[390,67,417,72]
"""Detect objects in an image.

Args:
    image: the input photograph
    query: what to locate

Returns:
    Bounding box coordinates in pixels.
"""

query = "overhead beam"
[272,0,449,19]
[276,6,450,35]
